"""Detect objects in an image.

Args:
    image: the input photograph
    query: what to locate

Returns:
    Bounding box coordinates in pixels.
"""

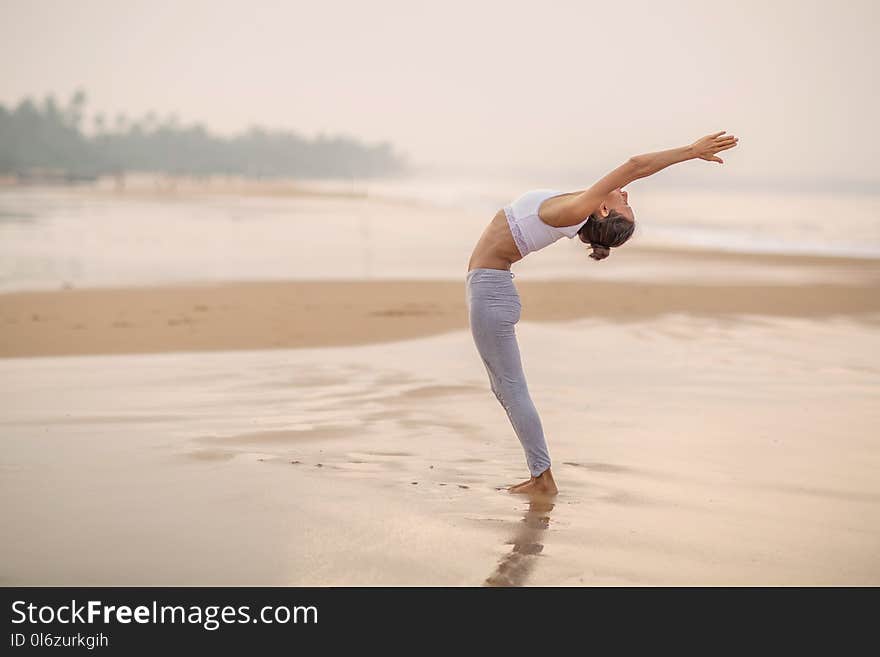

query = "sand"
[2,247,879,358]
[1,248,879,585]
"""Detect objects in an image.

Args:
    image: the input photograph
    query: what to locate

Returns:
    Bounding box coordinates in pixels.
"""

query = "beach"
[2,238,880,585]
[2,246,879,358]
[3,0,880,605]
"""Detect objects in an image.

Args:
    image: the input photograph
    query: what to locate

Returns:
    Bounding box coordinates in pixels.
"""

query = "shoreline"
[3,273,879,358]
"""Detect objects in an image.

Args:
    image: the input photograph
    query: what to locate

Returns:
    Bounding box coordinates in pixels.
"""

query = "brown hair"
[577,210,635,260]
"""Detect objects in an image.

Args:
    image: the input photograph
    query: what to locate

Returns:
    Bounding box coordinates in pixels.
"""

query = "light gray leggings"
[465,268,551,477]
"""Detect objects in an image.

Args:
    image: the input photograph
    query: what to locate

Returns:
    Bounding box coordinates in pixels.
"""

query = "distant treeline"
[0,90,407,180]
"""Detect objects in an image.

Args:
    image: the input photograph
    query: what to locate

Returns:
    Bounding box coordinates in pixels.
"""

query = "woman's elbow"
[628,155,648,173]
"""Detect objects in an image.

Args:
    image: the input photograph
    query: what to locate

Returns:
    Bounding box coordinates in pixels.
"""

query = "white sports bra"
[503,189,588,258]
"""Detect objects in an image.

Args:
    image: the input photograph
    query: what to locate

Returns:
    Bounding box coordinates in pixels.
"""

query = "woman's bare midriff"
[467,209,524,272]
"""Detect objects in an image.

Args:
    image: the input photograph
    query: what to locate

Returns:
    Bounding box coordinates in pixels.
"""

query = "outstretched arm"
[631,130,739,172]
[546,131,739,225]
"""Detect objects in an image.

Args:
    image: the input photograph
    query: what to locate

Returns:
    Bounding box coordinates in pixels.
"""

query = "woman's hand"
[689,131,739,164]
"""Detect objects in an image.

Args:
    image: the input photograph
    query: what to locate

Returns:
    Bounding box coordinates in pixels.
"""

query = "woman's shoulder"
[509,188,565,216]
[535,190,586,229]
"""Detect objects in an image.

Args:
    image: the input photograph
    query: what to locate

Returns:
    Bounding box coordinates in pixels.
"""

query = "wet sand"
[2,314,879,585]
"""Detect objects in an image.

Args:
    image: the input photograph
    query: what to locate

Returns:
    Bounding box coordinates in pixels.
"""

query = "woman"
[466,131,739,496]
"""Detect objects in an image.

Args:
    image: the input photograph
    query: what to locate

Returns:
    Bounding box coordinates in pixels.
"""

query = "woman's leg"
[466,271,551,478]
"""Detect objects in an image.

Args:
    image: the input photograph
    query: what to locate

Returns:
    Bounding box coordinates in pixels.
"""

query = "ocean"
[1,173,878,292]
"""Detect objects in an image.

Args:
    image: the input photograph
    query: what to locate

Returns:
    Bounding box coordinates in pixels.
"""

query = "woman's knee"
[496,381,532,408]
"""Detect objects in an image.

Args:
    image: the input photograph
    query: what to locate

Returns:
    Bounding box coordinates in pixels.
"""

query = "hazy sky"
[1,0,877,186]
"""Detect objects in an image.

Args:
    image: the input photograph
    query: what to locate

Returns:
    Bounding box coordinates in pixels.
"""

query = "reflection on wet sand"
[484,496,555,587]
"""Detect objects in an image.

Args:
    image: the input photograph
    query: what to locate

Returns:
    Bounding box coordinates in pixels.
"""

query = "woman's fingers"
[695,131,738,163]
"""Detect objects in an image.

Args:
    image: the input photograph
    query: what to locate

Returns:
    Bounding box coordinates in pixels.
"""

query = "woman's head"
[577,187,636,260]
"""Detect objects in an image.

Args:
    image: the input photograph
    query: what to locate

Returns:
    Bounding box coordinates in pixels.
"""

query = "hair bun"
[589,244,611,261]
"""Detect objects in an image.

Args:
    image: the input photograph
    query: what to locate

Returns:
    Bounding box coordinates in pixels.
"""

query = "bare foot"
[507,477,533,493]
[509,468,558,496]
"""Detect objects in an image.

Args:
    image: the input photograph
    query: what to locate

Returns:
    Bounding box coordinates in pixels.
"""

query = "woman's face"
[602,188,634,221]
